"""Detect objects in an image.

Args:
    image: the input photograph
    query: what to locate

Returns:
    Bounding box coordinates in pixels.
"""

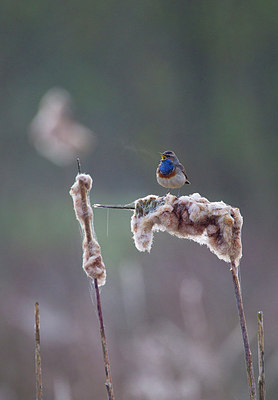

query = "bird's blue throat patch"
[159,159,174,175]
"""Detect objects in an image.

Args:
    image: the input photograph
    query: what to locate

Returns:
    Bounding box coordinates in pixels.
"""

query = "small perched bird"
[156,150,190,189]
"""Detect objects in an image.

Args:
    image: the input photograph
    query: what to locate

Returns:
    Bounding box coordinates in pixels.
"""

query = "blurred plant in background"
[29,88,96,166]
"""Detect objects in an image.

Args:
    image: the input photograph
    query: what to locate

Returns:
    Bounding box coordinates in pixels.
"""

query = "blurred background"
[1,1,278,399]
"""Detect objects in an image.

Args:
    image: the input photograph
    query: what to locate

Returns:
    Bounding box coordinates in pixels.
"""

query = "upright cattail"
[70,173,106,286]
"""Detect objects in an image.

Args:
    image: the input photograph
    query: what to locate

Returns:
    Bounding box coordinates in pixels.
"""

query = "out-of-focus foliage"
[1,1,278,399]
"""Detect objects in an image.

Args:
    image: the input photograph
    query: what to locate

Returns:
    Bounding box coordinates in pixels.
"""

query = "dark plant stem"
[257,311,265,400]
[77,157,81,174]
[93,203,135,210]
[230,263,257,400]
[35,302,43,400]
[78,169,115,400]
[94,278,114,400]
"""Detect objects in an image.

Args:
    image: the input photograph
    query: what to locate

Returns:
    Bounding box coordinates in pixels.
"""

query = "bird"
[156,150,190,190]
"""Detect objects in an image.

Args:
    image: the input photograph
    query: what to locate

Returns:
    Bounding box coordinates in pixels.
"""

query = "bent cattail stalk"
[70,173,106,286]
[130,193,257,399]
[131,193,243,267]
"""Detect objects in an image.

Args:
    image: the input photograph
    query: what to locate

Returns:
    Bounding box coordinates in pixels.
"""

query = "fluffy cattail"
[131,193,243,267]
[70,173,106,285]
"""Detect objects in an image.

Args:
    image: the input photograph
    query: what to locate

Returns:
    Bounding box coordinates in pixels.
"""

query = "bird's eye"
[161,155,167,160]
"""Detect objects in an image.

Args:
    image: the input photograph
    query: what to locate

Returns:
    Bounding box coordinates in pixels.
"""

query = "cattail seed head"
[70,174,106,286]
[131,193,243,267]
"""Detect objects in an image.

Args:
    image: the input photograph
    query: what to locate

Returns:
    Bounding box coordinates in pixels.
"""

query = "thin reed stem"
[77,169,115,400]
[257,311,265,400]
[35,302,43,400]
[93,278,114,400]
[230,263,256,400]
[93,203,135,210]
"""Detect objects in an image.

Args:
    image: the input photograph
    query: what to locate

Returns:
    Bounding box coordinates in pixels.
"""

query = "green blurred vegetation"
[1,1,278,199]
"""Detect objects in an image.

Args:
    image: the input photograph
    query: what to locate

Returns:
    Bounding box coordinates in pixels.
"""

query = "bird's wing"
[177,163,190,183]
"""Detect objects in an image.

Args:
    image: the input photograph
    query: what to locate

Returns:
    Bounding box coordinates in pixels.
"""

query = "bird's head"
[160,150,177,162]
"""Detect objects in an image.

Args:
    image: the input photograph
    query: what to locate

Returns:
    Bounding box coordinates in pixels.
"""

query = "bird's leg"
[161,189,170,200]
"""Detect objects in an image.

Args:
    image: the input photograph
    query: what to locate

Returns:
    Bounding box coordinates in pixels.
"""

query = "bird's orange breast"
[157,168,177,179]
